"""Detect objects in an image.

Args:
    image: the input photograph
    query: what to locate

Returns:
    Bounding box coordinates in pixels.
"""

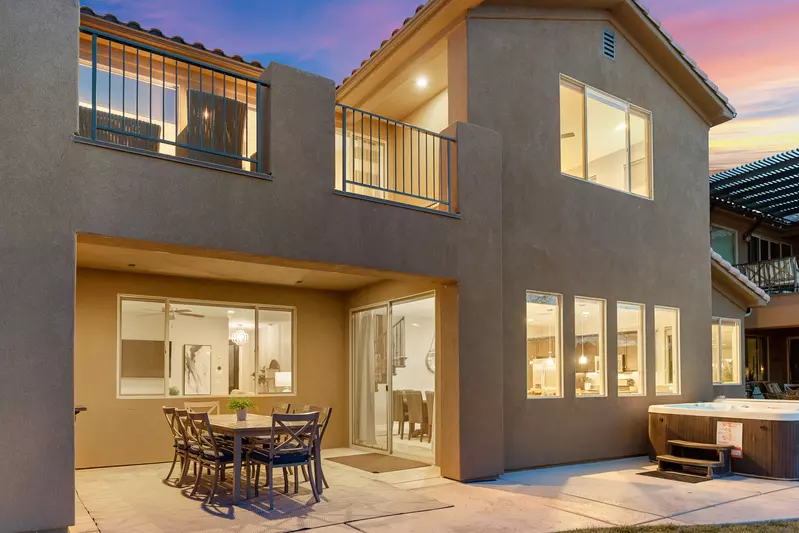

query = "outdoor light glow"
[415,76,429,88]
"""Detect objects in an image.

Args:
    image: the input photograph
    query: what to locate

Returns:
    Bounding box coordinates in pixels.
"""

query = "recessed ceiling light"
[411,323,420,327]
[227,310,234,314]
[415,76,429,89]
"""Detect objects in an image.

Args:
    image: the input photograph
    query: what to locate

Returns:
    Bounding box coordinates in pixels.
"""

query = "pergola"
[710,148,799,228]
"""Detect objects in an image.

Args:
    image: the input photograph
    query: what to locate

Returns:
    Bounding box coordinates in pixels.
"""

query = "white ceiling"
[392,296,435,323]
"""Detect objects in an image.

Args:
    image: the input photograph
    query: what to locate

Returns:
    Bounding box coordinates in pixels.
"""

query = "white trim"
[526,290,565,400]
[559,74,654,200]
[711,316,743,386]
[617,301,646,397]
[574,296,608,398]
[116,294,297,400]
[654,305,681,396]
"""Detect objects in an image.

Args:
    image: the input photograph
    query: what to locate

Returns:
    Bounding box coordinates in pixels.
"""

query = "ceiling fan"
[142,307,205,320]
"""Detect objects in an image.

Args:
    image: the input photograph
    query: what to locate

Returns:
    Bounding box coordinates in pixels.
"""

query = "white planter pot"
[236,408,247,421]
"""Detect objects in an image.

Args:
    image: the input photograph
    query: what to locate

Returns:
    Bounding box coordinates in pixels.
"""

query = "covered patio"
[72,448,445,533]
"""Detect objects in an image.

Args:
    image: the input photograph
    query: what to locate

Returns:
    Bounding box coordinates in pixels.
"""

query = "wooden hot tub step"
[657,454,727,478]
[668,439,733,451]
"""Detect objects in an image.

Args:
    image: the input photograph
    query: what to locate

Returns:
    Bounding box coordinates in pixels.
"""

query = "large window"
[749,235,793,263]
[559,76,652,198]
[710,226,737,264]
[118,296,294,398]
[526,291,563,398]
[711,317,741,385]
[655,306,680,395]
[575,297,606,397]
[746,335,768,382]
[618,302,645,396]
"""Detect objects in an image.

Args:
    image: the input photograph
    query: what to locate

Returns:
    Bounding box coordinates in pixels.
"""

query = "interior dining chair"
[184,401,220,414]
[405,390,427,441]
[392,390,408,439]
[186,412,243,504]
[247,411,320,510]
[424,391,435,443]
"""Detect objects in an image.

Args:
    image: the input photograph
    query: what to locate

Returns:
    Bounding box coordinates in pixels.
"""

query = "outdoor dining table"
[207,414,323,504]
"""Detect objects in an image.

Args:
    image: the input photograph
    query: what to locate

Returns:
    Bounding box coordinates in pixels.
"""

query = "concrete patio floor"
[72,453,799,533]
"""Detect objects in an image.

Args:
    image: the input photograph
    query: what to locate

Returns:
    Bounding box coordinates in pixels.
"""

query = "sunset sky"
[85,0,799,173]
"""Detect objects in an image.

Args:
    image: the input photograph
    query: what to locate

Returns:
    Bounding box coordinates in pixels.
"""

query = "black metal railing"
[735,256,799,294]
[78,28,268,173]
[335,103,456,213]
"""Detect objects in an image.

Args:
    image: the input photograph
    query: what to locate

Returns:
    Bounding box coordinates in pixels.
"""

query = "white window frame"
[116,294,297,399]
[574,296,608,398]
[526,290,564,400]
[617,301,646,397]
[711,316,742,386]
[559,74,654,200]
[710,224,738,264]
[655,305,681,396]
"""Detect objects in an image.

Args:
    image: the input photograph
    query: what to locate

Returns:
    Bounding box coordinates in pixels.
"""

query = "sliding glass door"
[351,305,390,451]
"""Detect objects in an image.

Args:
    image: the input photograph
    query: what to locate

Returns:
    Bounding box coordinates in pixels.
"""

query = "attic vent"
[602,29,616,60]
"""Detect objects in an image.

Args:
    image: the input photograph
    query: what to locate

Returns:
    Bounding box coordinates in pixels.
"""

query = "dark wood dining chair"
[272,403,291,414]
[298,405,332,489]
[186,412,243,504]
[405,390,427,441]
[424,391,435,443]
[393,390,408,439]
[247,412,320,510]
[162,407,185,483]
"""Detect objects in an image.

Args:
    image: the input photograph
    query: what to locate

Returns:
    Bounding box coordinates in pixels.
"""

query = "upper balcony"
[735,256,799,295]
[76,23,458,215]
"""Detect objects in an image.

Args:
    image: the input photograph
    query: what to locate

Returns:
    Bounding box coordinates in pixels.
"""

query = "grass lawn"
[566,523,799,532]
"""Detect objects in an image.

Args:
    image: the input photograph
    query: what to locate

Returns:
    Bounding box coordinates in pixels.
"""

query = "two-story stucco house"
[0,0,737,531]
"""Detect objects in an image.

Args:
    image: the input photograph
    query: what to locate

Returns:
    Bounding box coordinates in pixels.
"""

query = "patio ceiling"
[710,148,799,227]
[76,239,387,291]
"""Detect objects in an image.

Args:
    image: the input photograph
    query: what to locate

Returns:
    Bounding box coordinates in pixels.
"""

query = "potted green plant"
[168,386,179,397]
[228,397,255,421]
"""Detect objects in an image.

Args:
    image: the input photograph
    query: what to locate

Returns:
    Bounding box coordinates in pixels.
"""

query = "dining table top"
[207,413,313,432]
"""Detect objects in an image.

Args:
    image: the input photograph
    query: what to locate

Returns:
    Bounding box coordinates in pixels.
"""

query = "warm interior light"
[615,122,626,131]
[415,76,429,88]
[579,354,588,365]
[231,329,249,346]
[546,357,555,368]
[275,372,292,391]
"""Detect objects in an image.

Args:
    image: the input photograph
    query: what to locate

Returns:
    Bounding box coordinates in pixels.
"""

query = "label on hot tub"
[717,421,743,458]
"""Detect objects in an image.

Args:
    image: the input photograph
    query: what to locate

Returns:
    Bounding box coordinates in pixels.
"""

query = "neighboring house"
[1,0,735,531]
[710,149,799,386]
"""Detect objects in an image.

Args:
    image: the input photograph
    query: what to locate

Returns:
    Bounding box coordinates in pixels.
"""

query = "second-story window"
[559,75,653,199]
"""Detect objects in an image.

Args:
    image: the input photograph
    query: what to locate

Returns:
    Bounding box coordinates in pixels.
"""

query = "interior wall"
[74,267,348,468]
[402,89,449,134]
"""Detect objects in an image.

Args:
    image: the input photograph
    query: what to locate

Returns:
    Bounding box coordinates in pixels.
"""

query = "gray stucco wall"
[465,6,714,470]
[0,1,504,530]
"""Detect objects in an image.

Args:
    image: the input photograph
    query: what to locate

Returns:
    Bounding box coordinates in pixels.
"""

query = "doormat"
[328,453,430,473]
[637,470,710,484]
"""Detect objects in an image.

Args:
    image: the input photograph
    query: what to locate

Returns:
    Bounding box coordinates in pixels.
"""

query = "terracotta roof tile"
[80,6,264,69]
[711,249,771,304]
[337,0,736,118]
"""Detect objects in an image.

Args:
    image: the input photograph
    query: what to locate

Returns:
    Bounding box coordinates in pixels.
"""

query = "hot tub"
[649,400,799,479]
